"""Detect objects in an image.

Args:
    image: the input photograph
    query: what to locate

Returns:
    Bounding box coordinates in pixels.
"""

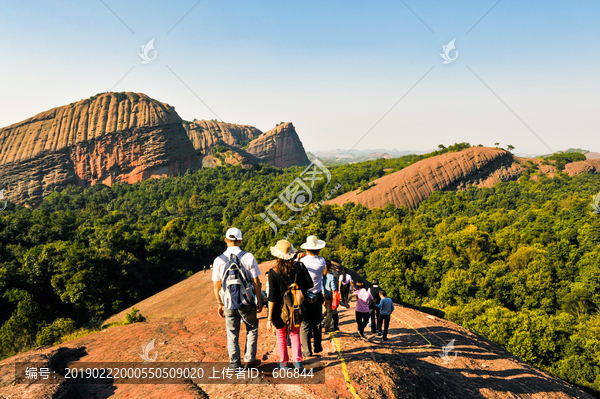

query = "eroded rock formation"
[0,94,314,204]
[246,123,310,168]
[0,92,198,204]
[183,120,261,154]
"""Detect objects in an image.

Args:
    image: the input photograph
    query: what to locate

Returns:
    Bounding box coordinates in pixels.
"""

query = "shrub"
[125,307,146,324]
[36,318,76,346]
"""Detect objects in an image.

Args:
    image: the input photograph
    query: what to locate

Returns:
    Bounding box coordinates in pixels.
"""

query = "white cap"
[225,227,243,240]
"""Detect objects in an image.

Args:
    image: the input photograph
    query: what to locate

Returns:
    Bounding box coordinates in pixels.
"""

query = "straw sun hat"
[270,240,297,260]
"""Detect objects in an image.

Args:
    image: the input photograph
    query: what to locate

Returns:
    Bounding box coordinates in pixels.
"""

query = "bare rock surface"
[565,159,600,176]
[0,92,197,204]
[183,120,262,154]
[246,123,310,168]
[327,147,525,210]
[0,260,592,399]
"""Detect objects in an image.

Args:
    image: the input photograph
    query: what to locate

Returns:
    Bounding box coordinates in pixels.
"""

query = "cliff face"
[327,147,526,210]
[183,120,262,154]
[0,92,198,204]
[246,122,310,168]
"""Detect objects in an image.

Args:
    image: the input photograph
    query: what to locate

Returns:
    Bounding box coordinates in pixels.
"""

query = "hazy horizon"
[1,1,598,154]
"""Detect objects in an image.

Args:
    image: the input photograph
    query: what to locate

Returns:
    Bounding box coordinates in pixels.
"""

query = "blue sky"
[1,0,598,154]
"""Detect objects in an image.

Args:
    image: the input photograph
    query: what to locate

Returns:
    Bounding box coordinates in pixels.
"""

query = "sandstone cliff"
[0,92,198,204]
[327,147,525,210]
[183,120,262,154]
[246,122,310,168]
[0,96,314,204]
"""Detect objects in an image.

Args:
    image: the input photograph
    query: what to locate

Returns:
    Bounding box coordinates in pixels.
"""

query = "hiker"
[376,290,395,341]
[329,263,343,331]
[212,228,263,370]
[265,269,292,347]
[338,267,354,308]
[298,235,327,357]
[321,260,337,333]
[368,279,382,333]
[266,240,313,370]
[352,280,374,338]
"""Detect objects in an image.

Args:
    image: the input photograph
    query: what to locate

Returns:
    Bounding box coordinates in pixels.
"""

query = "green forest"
[1,144,599,395]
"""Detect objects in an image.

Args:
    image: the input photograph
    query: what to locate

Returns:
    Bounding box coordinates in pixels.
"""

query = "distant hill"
[308,148,429,165]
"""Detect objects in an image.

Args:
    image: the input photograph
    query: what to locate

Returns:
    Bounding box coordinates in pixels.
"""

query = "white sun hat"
[300,235,326,250]
[270,240,297,260]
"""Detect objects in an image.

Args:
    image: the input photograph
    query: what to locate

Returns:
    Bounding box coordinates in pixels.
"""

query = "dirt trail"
[0,260,593,399]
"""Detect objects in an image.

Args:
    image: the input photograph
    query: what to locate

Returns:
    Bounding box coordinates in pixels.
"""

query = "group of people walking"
[212,227,394,371]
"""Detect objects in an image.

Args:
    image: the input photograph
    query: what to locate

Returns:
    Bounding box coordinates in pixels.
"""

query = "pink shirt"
[352,289,373,313]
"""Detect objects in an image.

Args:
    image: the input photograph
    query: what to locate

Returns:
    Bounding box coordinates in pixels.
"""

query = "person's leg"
[300,320,312,356]
[369,310,377,332]
[313,297,324,352]
[224,309,242,369]
[289,326,302,362]
[383,315,390,340]
[377,313,384,335]
[332,311,339,331]
[242,307,259,363]
[358,312,369,335]
[286,325,292,347]
[301,299,319,356]
[323,300,333,332]
[375,309,380,332]
[275,327,290,366]
[341,285,349,305]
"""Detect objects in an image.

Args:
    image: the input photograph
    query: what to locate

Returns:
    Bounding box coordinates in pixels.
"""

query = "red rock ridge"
[565,159,600,175]
[327,147,526,210]
[0,92,198,204]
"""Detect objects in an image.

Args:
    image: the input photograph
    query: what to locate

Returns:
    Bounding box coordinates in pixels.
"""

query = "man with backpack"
[368,279,382,334]
[212,228,263,370]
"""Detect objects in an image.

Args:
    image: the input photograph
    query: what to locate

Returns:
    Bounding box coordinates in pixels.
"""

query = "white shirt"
[339,274,353,285]
[212,246,261,282]
[300,255,325,294]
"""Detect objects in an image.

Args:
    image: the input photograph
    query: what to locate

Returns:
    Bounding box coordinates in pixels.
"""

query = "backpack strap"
[273,267,293,287]
[219,254,230,281]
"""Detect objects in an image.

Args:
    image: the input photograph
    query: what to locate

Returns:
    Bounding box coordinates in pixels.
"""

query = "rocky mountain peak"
[246,122,310,168]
